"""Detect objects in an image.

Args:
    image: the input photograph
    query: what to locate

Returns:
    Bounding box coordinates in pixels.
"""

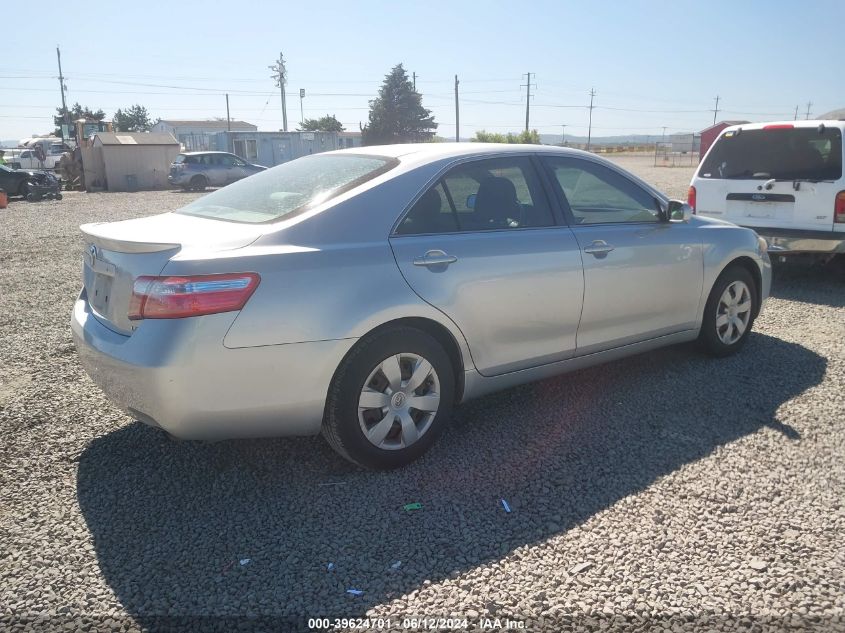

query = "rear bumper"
[71,295,356,439]
[750,227,845,254]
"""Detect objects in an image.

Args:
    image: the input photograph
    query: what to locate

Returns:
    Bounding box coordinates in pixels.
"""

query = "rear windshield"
[699,126,842,181]
[176,153,396,223]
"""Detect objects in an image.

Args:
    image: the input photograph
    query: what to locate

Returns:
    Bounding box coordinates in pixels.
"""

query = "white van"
[689,120,845,257]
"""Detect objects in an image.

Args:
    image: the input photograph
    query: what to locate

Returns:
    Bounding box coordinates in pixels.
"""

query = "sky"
[2,0,843,143]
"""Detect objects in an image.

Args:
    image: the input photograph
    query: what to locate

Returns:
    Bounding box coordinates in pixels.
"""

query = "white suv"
[689,120,845,257]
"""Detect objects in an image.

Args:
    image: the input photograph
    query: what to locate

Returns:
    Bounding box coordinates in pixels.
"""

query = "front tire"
[699,265,757,357]
[323,326,455,469]
[189,175,207,191]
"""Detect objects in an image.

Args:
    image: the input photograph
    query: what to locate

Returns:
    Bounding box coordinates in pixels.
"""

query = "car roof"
[179,151,233,156]
[722,119,845,132]
[333,142,596,165]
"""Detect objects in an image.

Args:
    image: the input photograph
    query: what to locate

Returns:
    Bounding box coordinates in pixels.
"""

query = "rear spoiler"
[81,223,180,254]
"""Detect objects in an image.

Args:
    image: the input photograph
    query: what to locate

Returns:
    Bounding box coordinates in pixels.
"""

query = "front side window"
[397,156,553,235]
[544,157,660,225]
[178,153,396,223]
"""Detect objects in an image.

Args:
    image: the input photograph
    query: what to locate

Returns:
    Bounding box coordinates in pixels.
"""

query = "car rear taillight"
[687,185,697,213]
[835,191,845,224]
[763,124,794,130]
[128,273,260,320]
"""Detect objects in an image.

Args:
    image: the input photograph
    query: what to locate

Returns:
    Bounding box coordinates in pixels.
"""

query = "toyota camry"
[72,144,771,468]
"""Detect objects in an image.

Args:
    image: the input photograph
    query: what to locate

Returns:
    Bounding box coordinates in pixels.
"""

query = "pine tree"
[362,64,437,145]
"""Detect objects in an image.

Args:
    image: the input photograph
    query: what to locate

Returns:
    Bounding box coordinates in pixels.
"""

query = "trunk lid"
[81,213,262,335]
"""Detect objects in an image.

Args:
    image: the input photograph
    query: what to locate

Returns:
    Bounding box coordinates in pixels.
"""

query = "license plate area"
[89,272,114,315]
[84,252,117,317]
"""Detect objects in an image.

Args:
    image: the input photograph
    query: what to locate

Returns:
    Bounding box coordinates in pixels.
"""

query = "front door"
[541,156,703,355]
[389,156,584,376]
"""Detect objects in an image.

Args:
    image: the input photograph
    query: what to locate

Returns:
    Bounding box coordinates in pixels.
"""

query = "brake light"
[763,124,794,130]
[835,191,845,224]
[128,273,260,320]
[687,186,697,213]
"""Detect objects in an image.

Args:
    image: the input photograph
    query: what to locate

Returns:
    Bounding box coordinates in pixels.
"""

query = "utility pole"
[225,93,232,153]
[269,52,288,131]
[587,88,596,151]
[794,105,799,121]
[299,89,305,126]
[712,95,720,125]
[522,72,533,132]
[454,75,460,143]
[56,46,70,139]
[561,124,567,145]
[412,72,417,91]
[805,101,812,120]
[661,126,667,143]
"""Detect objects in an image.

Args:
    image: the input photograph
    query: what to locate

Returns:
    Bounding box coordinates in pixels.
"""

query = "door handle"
[413,250,458,267]
[583,240,615,256]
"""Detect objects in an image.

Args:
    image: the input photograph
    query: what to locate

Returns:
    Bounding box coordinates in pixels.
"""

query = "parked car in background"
[690,120,845,259]
[0,165,62,200]
[73,144,770,469]
[168,151,266,191]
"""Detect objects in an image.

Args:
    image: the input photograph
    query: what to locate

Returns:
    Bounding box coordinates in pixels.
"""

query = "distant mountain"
[538,133,662,146]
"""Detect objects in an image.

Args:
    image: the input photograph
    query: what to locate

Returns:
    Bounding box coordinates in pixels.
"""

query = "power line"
[268,52,288,131]
[587,88,596,151]
[521,72,533,132]
[454,75,460,143]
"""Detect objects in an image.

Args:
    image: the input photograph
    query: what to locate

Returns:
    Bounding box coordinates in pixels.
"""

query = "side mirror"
[667,199,692,222]
[466,193,476,209]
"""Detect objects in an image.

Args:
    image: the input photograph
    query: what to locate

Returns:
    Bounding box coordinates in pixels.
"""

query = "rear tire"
[322,326,455,469]
[699,265,757,357]
[190,175,207,191]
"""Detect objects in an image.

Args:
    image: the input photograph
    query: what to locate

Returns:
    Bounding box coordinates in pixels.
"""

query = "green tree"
[53,103,106,136]
[362,64,436,145]
[298,114,345,132]
[471,129,542,144]
[113,104,153,133]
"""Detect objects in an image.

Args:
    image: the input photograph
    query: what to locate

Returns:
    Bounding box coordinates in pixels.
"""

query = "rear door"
[541,156,703,355]
[695,125,843,231]
[389,155,584,376]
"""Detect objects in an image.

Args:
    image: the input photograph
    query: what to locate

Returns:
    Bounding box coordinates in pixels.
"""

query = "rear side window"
[178,153,396,223]
[397,156,554,234]
[700,127,842,181]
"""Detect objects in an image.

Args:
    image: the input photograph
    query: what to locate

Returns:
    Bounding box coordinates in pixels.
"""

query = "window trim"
[539,154,668,227]
[391,153,560,237]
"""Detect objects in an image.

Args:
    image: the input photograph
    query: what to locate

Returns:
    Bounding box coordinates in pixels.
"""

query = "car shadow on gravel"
[77,332,823,624]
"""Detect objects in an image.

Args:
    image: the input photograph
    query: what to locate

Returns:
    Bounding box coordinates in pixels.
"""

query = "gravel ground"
[1,165,843,632]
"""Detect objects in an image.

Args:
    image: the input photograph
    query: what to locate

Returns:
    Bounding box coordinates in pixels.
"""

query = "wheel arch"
[718,256,763,318]
[336,316,467,403]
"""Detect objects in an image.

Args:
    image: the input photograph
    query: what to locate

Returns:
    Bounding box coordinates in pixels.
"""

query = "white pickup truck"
[3,146,64,171]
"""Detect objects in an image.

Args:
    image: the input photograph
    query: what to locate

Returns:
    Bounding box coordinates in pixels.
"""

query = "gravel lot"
[1,160,843,632]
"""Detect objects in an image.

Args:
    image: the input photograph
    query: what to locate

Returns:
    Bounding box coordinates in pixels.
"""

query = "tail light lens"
[687,185,697,213]
[128,273,260,320]
[835,191,845,224]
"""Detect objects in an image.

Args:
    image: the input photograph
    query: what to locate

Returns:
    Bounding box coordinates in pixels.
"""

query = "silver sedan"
[72,144,771,468]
